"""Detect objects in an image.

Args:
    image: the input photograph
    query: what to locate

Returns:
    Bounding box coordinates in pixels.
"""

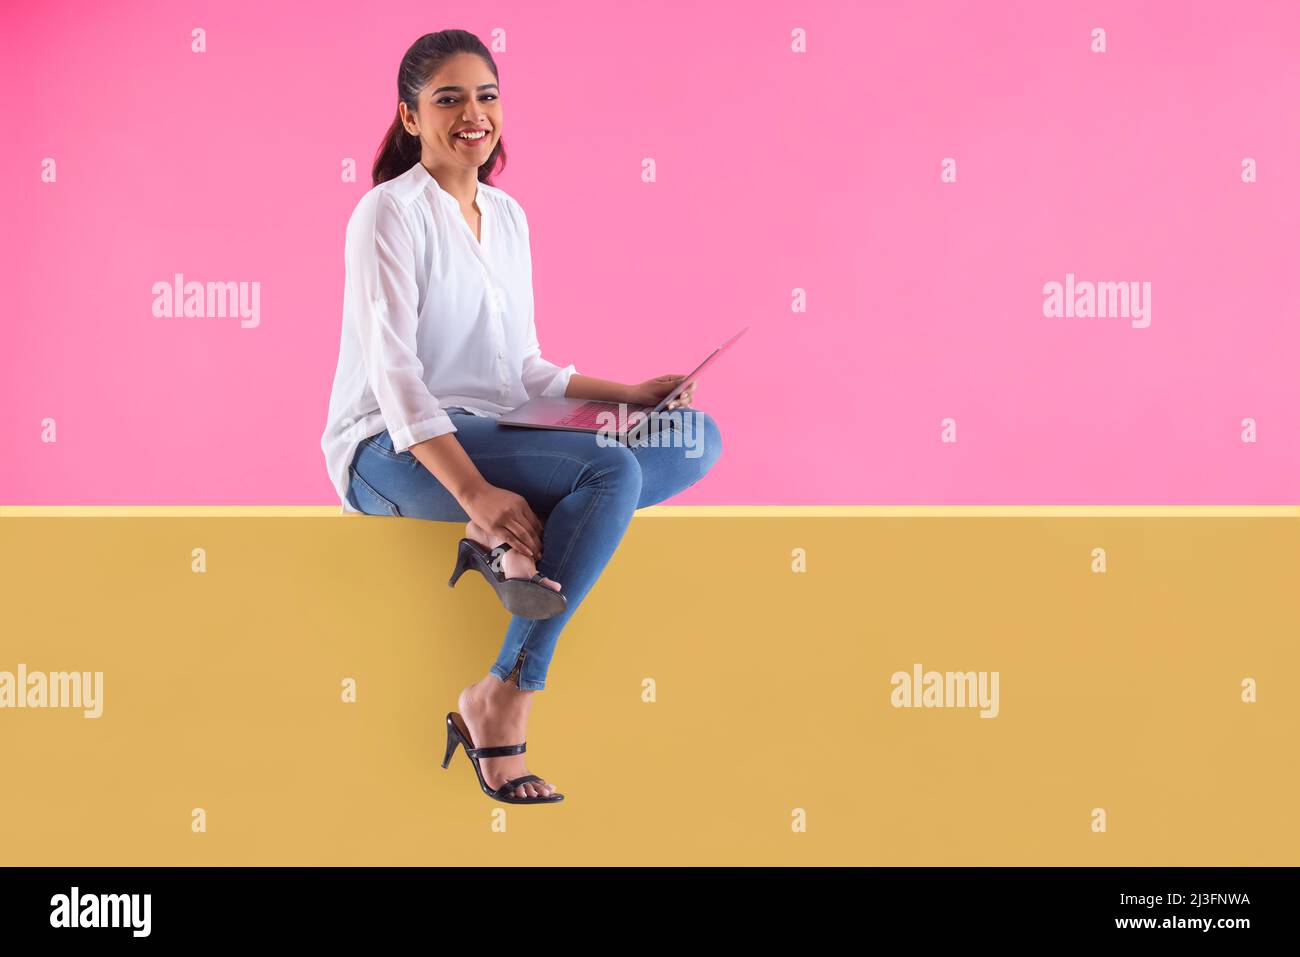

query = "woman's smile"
[452,127,493,149]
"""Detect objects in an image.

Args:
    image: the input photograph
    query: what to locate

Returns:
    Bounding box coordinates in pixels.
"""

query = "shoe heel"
[440,714,461,769]
[447,539,473,588]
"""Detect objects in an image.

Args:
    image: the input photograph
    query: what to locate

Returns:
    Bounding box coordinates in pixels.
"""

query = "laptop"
[497,326,748,443]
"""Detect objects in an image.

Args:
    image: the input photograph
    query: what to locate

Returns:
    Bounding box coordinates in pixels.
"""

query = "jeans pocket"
[364,430,416,464]
[348,466,402,517]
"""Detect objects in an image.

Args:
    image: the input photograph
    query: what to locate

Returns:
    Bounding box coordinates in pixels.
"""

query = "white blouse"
[321,160,579,514]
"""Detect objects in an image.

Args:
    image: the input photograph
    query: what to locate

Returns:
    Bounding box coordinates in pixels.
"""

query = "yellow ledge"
[2,502,1297,864]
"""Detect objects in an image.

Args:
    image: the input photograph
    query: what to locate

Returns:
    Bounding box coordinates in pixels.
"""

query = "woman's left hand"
[626,375,696,411]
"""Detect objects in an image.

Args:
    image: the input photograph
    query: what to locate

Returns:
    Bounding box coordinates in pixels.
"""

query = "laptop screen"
[628,326,748,439]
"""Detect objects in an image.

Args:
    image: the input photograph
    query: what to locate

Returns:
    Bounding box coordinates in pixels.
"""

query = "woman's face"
[401,53,502,173]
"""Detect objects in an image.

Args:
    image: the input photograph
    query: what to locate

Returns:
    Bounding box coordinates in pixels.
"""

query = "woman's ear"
[398,102,418,136]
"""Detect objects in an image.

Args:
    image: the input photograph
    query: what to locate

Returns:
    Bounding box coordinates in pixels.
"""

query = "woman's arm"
[567,373,698,410]
[407,434,544,559]
[562,373,633,404]
[407,433,490,502]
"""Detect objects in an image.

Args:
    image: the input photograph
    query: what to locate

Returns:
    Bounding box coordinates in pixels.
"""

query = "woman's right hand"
[461,483,544,559]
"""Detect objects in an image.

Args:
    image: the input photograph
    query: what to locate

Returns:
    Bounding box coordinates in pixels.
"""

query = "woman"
[321,30,723,805]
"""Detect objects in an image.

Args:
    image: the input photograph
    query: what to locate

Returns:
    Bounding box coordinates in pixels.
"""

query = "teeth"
[456,130,487,139]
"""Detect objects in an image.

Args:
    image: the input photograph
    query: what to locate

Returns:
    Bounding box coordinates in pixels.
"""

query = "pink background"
[3,0,1297,505]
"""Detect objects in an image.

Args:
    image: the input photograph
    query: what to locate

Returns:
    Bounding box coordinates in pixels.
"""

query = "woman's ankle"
[481,670,528,699]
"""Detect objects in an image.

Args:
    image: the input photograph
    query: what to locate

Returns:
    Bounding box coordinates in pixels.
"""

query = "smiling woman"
[320,29,723,809]
[371,35,506,189]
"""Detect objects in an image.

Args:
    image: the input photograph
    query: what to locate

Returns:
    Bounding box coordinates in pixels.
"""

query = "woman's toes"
[540,577,561,592]
[515,781,552,798]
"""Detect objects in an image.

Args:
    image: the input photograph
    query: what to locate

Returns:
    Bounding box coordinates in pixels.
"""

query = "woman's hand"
[461,483,544,559]
[626,375,697,411]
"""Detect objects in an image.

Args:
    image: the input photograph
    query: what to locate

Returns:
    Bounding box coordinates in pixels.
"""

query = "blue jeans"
[346,407,723,690]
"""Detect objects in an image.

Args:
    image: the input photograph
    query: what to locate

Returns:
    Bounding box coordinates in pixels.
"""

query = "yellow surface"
[0,508,1296,865]
[3,505,1298,517]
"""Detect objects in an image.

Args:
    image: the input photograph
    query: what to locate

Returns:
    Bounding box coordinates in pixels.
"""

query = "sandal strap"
[488,544,511,574]
[498,774,542,794]
[466,742,526,758]
[488,545,555,590]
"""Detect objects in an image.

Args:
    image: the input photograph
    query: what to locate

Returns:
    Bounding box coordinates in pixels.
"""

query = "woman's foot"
[464,520,561,592]
[457,672,558,799]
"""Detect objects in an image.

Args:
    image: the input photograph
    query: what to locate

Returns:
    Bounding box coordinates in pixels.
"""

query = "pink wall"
[3,0,1297,505]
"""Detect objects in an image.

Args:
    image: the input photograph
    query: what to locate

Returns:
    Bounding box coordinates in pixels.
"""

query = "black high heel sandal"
[447,538,567,620]
[440,711,564,804]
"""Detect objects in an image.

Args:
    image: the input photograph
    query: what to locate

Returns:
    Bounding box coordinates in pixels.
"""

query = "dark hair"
[372,30,508,188]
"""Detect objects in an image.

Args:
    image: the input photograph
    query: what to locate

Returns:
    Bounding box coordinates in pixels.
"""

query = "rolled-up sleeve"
[514,202,578,400]
[346,191,457,451]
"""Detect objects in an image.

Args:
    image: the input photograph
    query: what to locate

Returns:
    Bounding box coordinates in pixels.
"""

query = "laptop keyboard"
[556,402,648,430]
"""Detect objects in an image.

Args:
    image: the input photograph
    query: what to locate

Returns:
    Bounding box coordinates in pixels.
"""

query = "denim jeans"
[346,406,723,690]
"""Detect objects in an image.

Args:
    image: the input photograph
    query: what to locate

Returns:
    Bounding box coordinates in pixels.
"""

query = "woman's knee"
[687,409,723,472]
[585,442,643,497]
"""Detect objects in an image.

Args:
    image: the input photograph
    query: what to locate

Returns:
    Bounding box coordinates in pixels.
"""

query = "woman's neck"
[422,161,480,208]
